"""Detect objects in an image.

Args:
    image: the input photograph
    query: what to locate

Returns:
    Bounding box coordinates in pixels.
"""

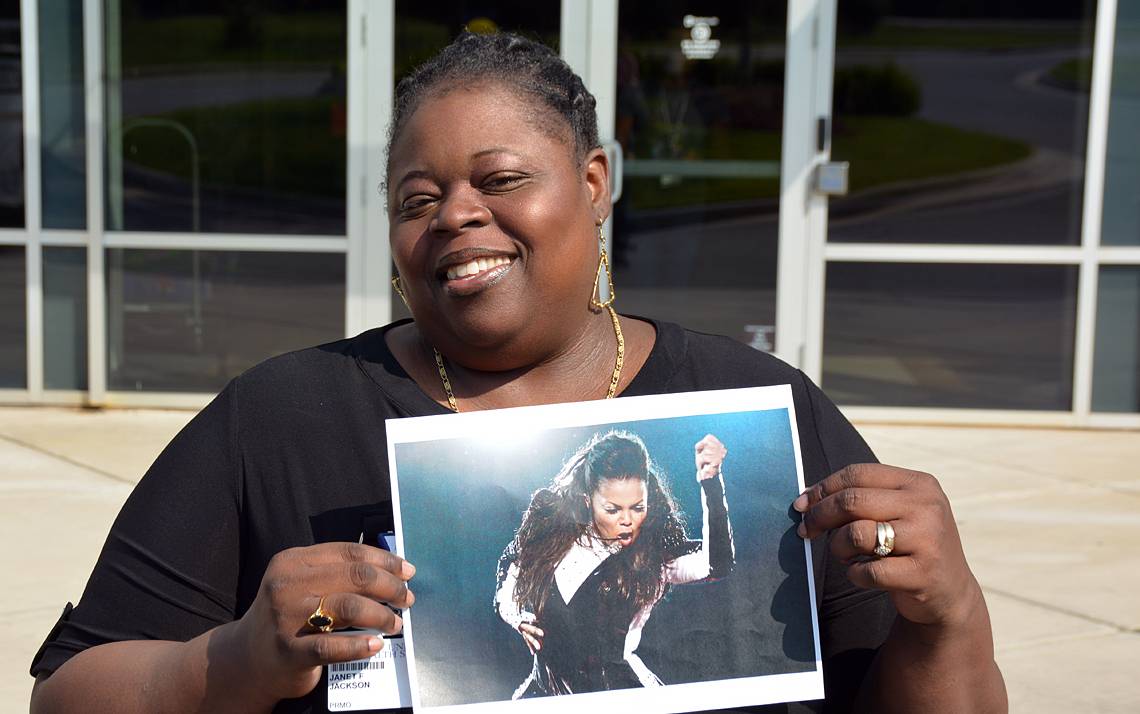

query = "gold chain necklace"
[432,306,625,413]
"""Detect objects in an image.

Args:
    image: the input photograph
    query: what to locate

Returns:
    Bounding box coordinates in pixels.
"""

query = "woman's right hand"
[517,622,545,655]
[695,434,727,482]
[231,542,416,702]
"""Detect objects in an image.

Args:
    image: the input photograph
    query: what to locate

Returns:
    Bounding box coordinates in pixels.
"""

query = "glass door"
[809,0,1099,415]
[588,0,820,363]
[98,0,350,397]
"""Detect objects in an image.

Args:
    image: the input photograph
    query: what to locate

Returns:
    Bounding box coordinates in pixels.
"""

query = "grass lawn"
[832,116,1031,193]
[120,13,345,70]
[1047,58,1093,92]
[841,21,1085,51]
[1047,55,1140,96]
[123,97,345,199]
[121,101,1028,212]
[626,117,1030,210]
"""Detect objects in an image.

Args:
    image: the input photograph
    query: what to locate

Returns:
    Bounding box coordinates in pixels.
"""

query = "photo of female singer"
[494,430,734,697]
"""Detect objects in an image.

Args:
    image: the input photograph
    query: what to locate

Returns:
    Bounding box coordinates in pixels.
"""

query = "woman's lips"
[443,255,512,281]
[439,257,515,296]
[437,253,515,294]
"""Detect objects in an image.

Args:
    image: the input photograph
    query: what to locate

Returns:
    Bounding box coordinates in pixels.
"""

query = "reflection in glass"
[829,5,1096,245]
[0,246,25,387]
[0,3,24,228]
[1102,2,1140,246]
[39,0,86,230]
[107,249,344,393]
[105,0,347,235]
[43,247,86,390]
[614,2,785,347]
[1092,267,1140,412]
[394,1,559,82]
[822,263,1077,410]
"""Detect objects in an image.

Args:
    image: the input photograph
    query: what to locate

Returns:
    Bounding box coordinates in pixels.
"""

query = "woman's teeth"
[445,256,511,280]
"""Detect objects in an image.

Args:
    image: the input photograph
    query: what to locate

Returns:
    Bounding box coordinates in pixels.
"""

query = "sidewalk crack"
[984,585,1139,635]
[0,433,136,486]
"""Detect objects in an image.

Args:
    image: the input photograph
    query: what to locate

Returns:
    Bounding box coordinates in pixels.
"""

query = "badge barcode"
[330,660,385,672]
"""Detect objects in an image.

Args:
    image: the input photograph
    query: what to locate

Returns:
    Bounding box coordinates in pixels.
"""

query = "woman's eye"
[399,196,434,213]
[484,174,526,191]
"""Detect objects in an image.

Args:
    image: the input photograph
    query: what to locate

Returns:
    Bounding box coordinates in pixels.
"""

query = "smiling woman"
[29,31,1005,714]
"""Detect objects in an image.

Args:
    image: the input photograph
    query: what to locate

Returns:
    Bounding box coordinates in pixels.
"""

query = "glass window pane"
[0,3,25,228]
[394,1,560,81]
[1102,2,1140,246]
[829,5,1096,245]
[107,249,344,393]
[822,263,1078,410]
[1092,267,1140,412]
[43,246,86,389]
[614,2,786,348]
[105,1,347,235]
[0,245,26,387]
[39,0,86,230]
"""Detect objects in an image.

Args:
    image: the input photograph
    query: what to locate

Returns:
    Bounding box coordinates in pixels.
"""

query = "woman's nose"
[430,187,491,235]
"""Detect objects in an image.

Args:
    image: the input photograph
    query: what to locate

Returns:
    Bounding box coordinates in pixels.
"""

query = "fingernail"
[797,522,807,538]
[402,561,416,579]
[405,587,415,606]
[393,615,404,634]
[369,636,384,653]
[793,493,808,512]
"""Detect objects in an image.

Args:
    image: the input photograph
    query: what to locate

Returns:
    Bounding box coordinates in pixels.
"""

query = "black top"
[31,319,896,713]
[498,477,735,697]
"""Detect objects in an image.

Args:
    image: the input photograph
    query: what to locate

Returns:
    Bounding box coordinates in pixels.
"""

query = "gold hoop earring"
[590,226,615,310]
[391,275,411,309]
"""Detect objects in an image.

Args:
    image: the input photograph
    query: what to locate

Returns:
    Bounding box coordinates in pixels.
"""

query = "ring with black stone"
[307,596,335,633]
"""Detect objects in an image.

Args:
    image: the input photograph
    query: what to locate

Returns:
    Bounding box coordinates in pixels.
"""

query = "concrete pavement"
[2,406,1138,711]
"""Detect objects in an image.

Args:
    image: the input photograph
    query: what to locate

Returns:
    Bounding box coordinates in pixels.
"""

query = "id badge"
[326,531,412,711]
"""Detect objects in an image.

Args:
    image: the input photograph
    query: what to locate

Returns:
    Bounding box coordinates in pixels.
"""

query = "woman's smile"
[436,249,517,296]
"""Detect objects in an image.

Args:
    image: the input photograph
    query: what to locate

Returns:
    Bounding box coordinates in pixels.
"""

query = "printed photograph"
[387,387,823,713]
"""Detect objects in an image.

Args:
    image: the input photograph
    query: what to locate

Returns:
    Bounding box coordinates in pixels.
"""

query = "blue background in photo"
[394,408,815,707]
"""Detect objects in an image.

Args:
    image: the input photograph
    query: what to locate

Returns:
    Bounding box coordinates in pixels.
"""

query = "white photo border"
[386,385,823,713]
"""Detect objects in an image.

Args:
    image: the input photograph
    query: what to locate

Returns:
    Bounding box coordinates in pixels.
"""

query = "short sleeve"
[799,372,897,713]
[30,382,244,677]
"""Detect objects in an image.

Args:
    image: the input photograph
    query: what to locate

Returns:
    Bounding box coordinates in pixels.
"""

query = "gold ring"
[873,521,896,557]
[307,596,335,633]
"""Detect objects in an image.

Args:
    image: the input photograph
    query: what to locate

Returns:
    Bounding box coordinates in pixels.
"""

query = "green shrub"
[834,62,922,116]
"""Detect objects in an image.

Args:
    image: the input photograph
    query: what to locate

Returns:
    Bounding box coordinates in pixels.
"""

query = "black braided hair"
[385,31,599,189]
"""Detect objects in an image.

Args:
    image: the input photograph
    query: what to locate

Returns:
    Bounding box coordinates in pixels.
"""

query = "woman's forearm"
[701,475,734,578]
[856,581,1007,713]
[30,621,277,714]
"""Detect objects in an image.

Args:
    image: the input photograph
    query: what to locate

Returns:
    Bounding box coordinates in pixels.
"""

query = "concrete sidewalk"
[2,406,1138,711]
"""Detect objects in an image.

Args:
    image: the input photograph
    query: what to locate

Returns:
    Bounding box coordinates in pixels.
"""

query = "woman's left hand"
[793,463,978,627]
[694,434,727,482]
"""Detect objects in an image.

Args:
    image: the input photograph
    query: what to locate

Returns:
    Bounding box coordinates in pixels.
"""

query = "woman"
[30,32,1006,713]
[495,431,733,696]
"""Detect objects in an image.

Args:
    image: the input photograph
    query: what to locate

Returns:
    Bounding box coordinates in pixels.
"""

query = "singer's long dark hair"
[509,431,688,619]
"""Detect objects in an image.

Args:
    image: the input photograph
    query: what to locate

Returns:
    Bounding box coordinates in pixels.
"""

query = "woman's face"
[589,477,648,547]
[386,82,610,368]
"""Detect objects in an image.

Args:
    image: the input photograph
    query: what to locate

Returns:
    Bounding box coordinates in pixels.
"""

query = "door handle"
[815,161,849,196]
